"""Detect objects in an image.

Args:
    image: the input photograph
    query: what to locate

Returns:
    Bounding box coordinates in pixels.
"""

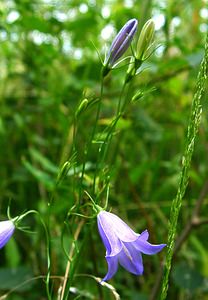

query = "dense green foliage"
[0,0,207,299]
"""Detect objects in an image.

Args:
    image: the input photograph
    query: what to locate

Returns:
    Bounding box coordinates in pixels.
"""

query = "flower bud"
[56,161,72,185]
[132,90,144,102]
[102,19,138,76]
[75,98,88,118]
[136,19,155,61]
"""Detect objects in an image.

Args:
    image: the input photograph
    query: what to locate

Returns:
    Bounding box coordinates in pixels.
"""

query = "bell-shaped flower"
[97,211,166,281]
[102,19,138,76]
[0,220,15,249]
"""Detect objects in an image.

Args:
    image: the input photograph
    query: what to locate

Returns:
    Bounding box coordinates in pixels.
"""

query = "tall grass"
[160,32,208,300]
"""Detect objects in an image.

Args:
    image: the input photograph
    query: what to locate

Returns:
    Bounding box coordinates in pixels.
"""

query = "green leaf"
[172,262,204,292]
[0,266,34,291]
[29,147,58,174]
[5,238,21,268]
[22,158,55,189]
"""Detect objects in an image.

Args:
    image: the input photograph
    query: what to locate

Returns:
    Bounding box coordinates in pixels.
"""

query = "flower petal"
[97,211,122,256]
[118,243,143,275]
[133,236,166,255]
[102,255,119,282]
[100,211,139,242]
[139,229,149,241]
[0,220,15,249]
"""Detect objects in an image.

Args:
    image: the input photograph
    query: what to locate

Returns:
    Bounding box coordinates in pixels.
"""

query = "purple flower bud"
[97,211,166,281]
[0,220,15,249]
[104,18,138,68]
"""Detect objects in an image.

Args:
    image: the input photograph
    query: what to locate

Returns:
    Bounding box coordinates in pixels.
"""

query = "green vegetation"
[0,1,207,299]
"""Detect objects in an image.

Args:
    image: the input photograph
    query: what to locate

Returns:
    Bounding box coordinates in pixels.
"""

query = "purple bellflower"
[103,19,138,76]
[0,220,15,249]
[97,211,166,281]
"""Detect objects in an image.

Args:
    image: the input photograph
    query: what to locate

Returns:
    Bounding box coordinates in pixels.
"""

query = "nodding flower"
[0,220,15,249]
[97,210,166,281]
[102,19,138,76]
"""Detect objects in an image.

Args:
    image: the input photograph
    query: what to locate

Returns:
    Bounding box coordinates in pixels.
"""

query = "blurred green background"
[0,0,208,299]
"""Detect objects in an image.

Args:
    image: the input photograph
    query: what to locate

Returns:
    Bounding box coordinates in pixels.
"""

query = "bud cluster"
[101,18,155,82]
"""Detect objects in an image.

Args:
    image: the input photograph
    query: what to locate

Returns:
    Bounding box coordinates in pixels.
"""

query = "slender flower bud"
[125,19,155,83]
[75,98,88,118]
[132,90,144,102]
[102,19,138,76]
[0,220,15,249]
[136,19,155,61]
[56,161,72,185]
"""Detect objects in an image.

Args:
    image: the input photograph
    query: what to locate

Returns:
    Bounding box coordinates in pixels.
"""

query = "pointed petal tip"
[140,229,149,240]
[160,243,167,249]
[101,276,108,282]
[149,243,167,254]
[135,269,144,276]
[134,237,166,255]
[101,272,113,282]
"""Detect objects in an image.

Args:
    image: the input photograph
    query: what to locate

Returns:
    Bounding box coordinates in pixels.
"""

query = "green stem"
[60,219,85,300]
[92,80,128,196]
[16,210,52,300]
[92,76,104,142]
[116,81,127,116]
[160,32,208,300]
[82,75,104,195]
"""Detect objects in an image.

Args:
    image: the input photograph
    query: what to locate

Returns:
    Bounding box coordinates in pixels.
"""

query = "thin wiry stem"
[80,76,104,198]
[59,219,85,300]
